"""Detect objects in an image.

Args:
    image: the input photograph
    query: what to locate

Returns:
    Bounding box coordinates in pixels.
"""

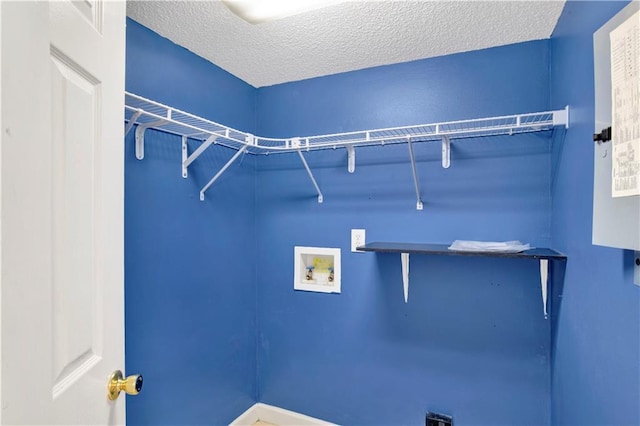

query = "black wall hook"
[594,126,612,143]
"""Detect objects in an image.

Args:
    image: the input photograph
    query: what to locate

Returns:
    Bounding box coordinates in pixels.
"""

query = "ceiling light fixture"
[222,0,345,24]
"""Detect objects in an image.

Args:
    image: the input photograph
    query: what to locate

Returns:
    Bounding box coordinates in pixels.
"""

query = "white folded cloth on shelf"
[448,240,531,253]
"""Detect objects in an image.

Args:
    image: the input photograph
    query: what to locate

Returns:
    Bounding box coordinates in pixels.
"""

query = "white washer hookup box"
[294,246,341,294]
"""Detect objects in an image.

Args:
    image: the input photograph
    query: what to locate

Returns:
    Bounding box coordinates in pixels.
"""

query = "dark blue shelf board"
[357,242,567,261]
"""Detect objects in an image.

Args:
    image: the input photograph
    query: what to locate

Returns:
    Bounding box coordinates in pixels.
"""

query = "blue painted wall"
[255,41,554,425]
[125,4,640,424]
[549,2,640,425]
[125,19,257,425]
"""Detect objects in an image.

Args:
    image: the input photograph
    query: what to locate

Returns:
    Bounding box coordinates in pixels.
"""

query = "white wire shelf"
[125,92,569,154]
[124,91,569,206]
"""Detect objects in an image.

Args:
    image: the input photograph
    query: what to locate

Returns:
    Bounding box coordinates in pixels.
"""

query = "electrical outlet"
[351,229,366,252]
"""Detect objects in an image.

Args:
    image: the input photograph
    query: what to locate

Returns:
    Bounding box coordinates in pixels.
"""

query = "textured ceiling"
[127,1,565,88]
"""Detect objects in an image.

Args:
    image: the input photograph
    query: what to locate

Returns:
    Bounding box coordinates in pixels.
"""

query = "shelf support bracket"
[199,145,248,201]
[553,105,570,129]
[182,134,218,178]
[347,145,356,173]
[442,136,451,169]
[540,259,549,319]
[401,253,410,303]
[407,137,423,210]
[181,137,188,178]
[124,109,142,137]
[135,119,168,160]
[297,150,324,203]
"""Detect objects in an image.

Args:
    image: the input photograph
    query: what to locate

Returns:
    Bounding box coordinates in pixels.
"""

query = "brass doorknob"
[107,370,143,400]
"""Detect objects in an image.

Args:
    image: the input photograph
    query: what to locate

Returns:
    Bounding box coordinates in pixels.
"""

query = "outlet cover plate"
[351,229,366,252]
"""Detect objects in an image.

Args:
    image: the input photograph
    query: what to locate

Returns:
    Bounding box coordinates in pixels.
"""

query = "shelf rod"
[184,135,217,169]
[407,137,423,210]
[199,145,248,201]
[124,109,142,137]
[297,150,324,203]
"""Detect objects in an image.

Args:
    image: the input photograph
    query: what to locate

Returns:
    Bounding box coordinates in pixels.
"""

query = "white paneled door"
[1,1,126,424]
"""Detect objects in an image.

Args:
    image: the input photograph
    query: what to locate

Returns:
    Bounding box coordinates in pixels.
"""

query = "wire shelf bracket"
[347,145,356,173]
[181,136,188,178]
[135,119,168,160]
[199,145,248,201]
[441,136,451,169]
[124,92,570,205]
[540,259,549,319]
[407,137,424,211]
[554,106,570,129]
[401,252,410,303]
[125,109,142,137]
[182,134,218,178]
[297,150,324,204]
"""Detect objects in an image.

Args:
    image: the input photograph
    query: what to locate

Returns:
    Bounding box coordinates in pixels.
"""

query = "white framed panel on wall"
[593,1,640,251]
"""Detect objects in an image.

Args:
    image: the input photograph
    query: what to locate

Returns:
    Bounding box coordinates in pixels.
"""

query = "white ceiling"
[127,1,566,88]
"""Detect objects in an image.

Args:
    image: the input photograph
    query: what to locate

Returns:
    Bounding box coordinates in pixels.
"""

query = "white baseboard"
[230,403,335,426]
